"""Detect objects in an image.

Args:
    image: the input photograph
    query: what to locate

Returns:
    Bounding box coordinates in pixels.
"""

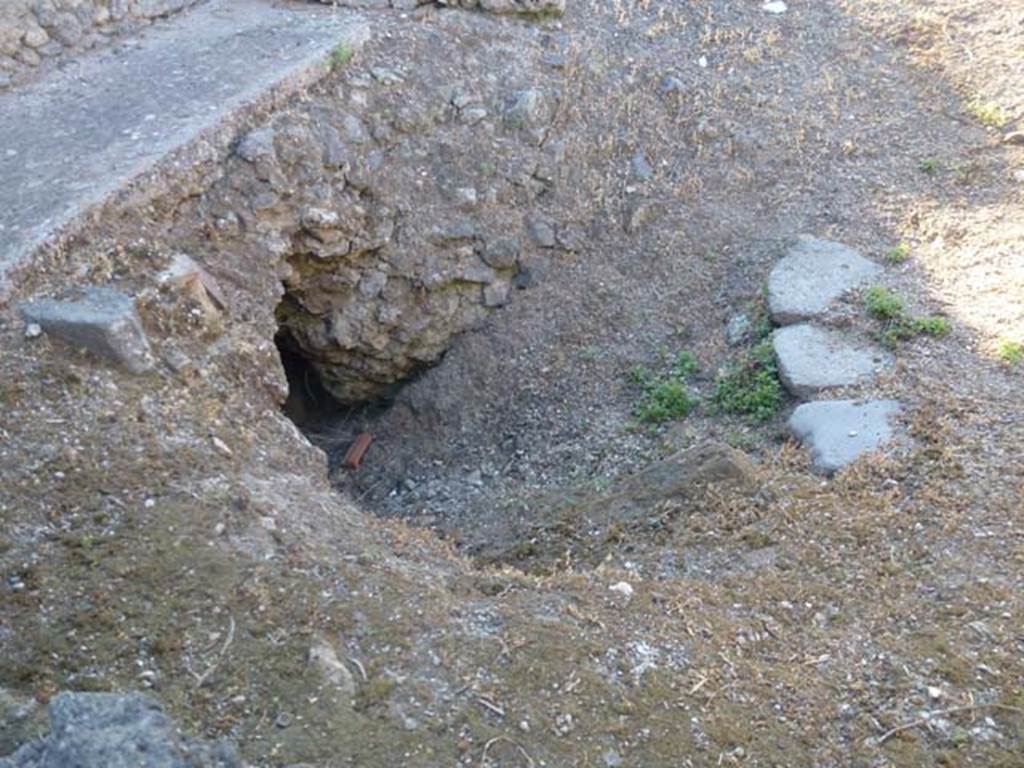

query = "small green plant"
[712,341,784,422]
[629,351,699,425]
[330,42,354,70]
[966,99,1009,129]
[636,380,697,424]
[877,324,914,348]
[998,339,1023,366]
[724,430,758,451]
[885,243,911,264]
[919,158,940,175]
[865,286,904,320]
[748,301,775,342]
[909,316,951,338]
[865,286,952,347]
[671,350,699,379]
[627,364,654,389]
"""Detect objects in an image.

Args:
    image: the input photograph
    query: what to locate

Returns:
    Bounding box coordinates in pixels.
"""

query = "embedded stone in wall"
[0,0,205,89]
[18,287,154,374]
[311,0,565,13]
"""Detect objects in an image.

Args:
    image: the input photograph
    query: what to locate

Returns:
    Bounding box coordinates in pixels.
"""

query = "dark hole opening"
[274,331,346,430]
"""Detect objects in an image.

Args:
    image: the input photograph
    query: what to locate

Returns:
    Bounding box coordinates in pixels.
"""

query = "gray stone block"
[0,692,240,768]
[18,287,153,373]
[789,399,902,475]
[768,238,880,325]
[773,324,892,398]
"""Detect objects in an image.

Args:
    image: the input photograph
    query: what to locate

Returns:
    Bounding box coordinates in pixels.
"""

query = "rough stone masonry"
[0,1,204,89]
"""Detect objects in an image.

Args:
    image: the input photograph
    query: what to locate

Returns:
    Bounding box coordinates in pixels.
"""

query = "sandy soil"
[1,1,1022,766]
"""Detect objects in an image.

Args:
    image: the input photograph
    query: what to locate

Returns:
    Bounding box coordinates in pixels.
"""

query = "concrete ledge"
[0,0,370,305]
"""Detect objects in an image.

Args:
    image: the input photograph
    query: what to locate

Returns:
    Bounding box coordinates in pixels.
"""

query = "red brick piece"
[343,433,373,470]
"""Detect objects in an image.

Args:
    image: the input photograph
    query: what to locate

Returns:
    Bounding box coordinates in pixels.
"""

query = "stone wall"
[0,0,202,89]
[157,13,579,405]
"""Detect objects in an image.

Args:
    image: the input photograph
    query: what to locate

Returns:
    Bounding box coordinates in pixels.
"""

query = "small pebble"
[609,581,634,598]
[211,436,233,457]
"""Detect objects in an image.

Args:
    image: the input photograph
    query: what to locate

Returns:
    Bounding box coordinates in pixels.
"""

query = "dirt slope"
[1,1,1022,766]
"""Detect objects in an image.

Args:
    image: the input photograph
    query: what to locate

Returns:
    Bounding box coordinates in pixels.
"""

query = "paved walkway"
[0,0,366,289]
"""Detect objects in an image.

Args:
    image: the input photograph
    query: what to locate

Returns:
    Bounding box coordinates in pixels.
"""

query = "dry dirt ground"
[1,1,1023,767]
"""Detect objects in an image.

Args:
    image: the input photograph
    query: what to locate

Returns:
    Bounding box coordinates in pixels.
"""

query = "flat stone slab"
[0,0,367,299]
[768,238,880,324]
[0,691,241,768]
[18,287,153,372]
[773,323,892,398]
[789,399,902,475]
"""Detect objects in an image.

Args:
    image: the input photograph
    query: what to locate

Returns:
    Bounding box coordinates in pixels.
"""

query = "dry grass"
[1,1,1023,766]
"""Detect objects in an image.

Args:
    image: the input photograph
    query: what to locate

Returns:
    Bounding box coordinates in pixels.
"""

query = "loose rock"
[788,399,902,474]
[309,636,357,702]
[767,238,880,325]
[527,217,557,248]
[773,324,892,398]
[630,151,653,182]
[616,442,757,504]
[0,692,240,768]
[18,287,153,373]
[725,313,752,346]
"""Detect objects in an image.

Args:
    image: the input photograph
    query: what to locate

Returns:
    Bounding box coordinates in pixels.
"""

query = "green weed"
[865,286,952,346]
[636,380,697,424]
[627,364,654,389]
[885,243,911,264]
[671,350,699,379]
[909,316,952,338]
[998,339,1023,366]
[966,99,1009,129]
[919,158,940,175]
[330,42,354,70]
[724,430,758,451]
[712,341,784,422]
[629,351,699,425]
[865,286,904,320]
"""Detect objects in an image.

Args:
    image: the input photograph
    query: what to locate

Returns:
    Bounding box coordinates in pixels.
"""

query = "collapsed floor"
[1,0,1023,766]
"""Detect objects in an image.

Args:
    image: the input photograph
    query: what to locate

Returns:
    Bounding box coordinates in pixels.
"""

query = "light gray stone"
[773,324,892,398]
[658,75,684,96]
[630,151,653,182]
[788,399,902,474]
[503,89,549,130]
[48,13,84,47]
[0,692,240,768]
[482,280,510,307]
[767,238,880,325]
[341,114,369,144]
[481,237,520,270]
[18,287,153,373]
[318,124,350,170]
[235,127,276,163]
[21,24,50,49]
[308,636,356,701]
[527,217,556,248]
[725,313,751,346]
